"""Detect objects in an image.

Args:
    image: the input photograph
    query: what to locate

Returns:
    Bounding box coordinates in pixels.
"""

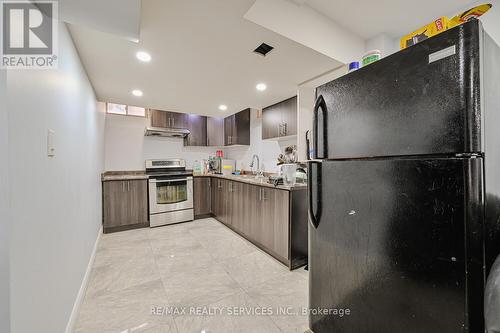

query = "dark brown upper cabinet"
[150,109,187,129]
[224,108,250,146]
[207,117,225,147]
[262,96,297,140]
[184,114,207,146]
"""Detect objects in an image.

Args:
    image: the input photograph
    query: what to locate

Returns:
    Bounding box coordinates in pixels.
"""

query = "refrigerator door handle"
[313,95,328,159]
[308,161,322,229]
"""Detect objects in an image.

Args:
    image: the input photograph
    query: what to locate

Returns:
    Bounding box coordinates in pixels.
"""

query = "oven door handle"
[149,177,192,184]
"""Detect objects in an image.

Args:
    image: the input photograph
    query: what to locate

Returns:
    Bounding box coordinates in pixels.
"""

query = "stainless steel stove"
[146,159,193,227]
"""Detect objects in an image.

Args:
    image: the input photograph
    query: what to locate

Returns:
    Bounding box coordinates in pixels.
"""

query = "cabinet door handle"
[127,181,130,191]
[283,122,287,136]
[122,182,125,192]
[259,188,262,201]
[172,118,175,127]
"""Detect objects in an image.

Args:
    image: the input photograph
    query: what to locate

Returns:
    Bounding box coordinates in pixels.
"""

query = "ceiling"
[301,0,478,39]
[68,0,341,117]
[59,0,141,41]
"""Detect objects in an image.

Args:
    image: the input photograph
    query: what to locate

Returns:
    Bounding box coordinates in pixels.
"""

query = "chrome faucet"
[250,154,263,178]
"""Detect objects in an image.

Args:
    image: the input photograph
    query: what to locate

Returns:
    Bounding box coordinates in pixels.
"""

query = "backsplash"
[104,114,215,171]
[104,109,296,173]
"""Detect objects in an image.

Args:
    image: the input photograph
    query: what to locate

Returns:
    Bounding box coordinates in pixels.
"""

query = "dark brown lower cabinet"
[261,187,289,261]
[102,179,149,233]
[194,177,211,217]
[229,181,247,235]
[211,178,225,222]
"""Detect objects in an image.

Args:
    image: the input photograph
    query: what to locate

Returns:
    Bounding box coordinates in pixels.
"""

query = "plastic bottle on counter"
[348,61,360,73]
[193,160,202,175]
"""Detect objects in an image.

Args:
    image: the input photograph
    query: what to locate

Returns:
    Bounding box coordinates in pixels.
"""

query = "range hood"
[145,126,190,138]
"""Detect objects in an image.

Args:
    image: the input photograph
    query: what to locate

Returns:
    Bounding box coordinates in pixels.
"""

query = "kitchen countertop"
[102,171,307,190]
[195,173,307,191]
[101,171,149,181]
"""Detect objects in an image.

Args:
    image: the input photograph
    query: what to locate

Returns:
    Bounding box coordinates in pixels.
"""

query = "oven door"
[149,177,193,214]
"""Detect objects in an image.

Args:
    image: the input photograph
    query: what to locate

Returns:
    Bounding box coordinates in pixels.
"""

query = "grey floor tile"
[160,264,244,309]
[219,250,289,290]
[185,218,226,232]
[173,291,282,333]
[75,220,310,333]
[75,279,176,333]
[86,253,160,298]
[148,223,193,241]
[246,273,309,333]
[195,231,256,261]
[153,242,216,275]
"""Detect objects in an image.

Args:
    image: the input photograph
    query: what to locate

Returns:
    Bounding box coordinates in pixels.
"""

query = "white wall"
[365,33,399,58]
[224,109,296,173]
[105,110,293,174]
[244,0,365,64]
[7,22,105,333]
[296,66,348,161]
[464,0,500,45]
[0,68,10,333]
[105,114,217,171]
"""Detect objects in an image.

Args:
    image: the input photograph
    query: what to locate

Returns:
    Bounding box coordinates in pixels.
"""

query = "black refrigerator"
[308,19,500,333]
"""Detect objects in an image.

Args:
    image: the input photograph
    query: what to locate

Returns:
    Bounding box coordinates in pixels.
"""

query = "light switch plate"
[47,129,55,157]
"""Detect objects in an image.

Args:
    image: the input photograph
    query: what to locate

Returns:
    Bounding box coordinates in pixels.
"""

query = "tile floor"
[74,218,309,333]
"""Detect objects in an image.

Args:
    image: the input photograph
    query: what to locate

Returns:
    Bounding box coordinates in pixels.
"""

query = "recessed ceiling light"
[136,51,151,62]
[132,89,143,97]
[218,104,228,111]
[256,83,267,91]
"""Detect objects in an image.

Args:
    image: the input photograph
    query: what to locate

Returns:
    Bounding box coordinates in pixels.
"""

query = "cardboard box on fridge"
[400,4,492,50]
[400,17,454,50]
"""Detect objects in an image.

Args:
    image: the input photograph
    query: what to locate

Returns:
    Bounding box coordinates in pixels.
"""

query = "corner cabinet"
[207,117,225,146]
[262,96,297,139]
[224,108,250,146]
[102,179,149,233]
[184,115,207,146]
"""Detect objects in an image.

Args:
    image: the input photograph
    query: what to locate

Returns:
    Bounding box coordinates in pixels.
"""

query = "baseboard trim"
[65,226,102,333]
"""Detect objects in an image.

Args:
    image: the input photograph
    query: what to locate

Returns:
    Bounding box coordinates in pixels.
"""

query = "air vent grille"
[254,43,274,57]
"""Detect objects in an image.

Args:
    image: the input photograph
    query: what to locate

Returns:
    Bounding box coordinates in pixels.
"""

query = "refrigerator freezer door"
[314,20,481,160]
[308,157,484,332]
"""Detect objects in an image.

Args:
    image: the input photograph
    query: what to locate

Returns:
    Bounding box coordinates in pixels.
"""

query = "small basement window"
[106,103,146,117]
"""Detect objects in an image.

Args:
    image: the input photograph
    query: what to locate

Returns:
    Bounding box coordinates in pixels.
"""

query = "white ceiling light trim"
[132,89,143,97]
[218,104,228,111]
[136,51,152,62]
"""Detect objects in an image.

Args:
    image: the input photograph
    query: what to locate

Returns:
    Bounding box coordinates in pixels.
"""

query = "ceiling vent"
[254,43,274,57]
